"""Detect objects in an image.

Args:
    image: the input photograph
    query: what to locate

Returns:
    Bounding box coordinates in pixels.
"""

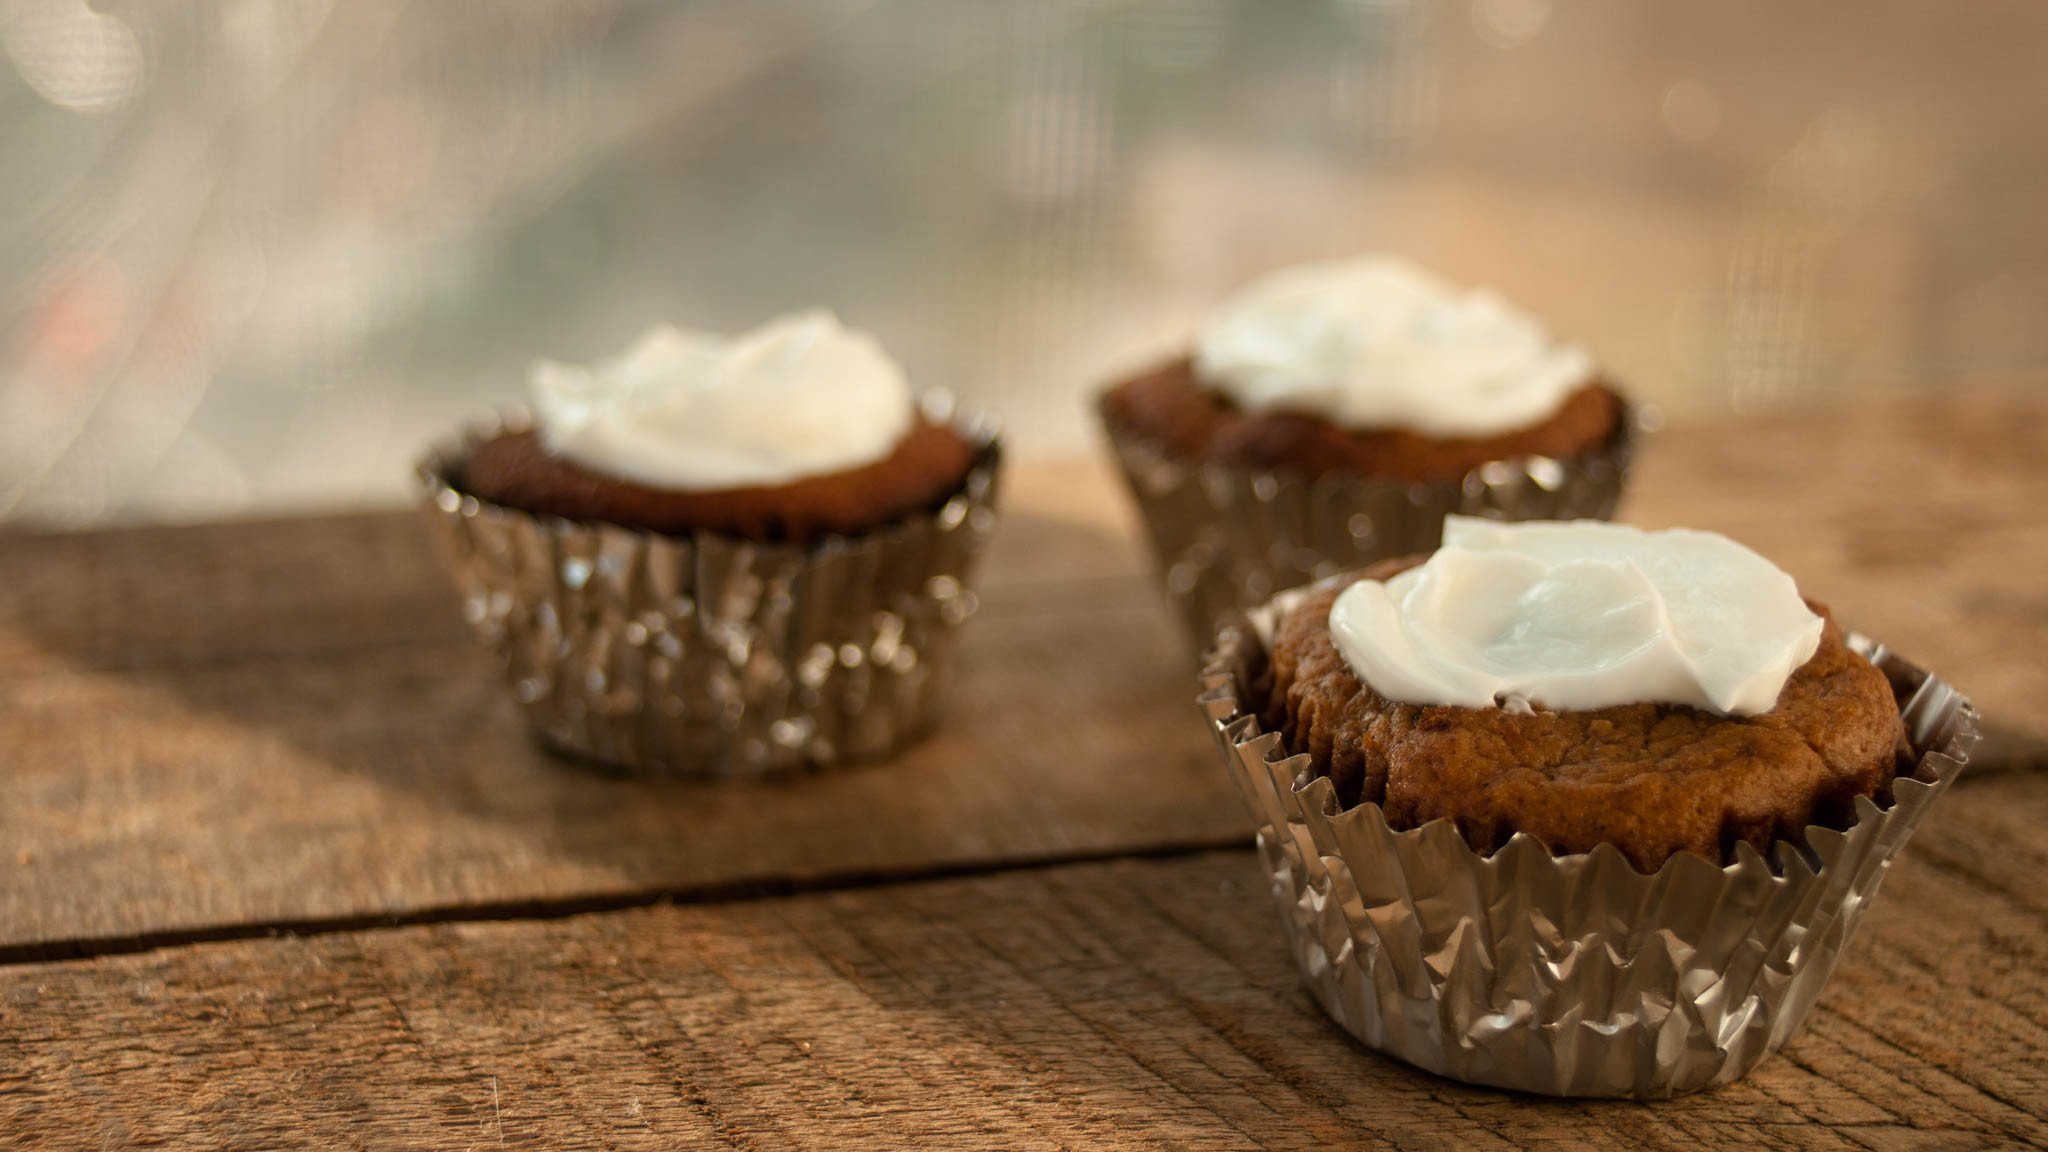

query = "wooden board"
[0,512,1242,954]
[2,394,2046,1146]
[3,395,2047,953]
[4,783,2044,1150]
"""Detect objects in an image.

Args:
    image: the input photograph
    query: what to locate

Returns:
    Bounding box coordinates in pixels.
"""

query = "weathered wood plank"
[1,396,2042,951]
[0,570,1239,951]
[3,827,2042,1151]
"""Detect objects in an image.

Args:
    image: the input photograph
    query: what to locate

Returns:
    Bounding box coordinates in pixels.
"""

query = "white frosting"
[1193,256,1593,437]
[528,310,915,490]
[1327,517,1824,716]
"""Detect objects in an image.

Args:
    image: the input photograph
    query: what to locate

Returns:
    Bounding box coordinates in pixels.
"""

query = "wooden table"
[3,395,2045,1149]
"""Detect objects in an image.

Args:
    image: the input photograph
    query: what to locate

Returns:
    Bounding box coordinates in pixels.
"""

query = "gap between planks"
[0,835,1249,969]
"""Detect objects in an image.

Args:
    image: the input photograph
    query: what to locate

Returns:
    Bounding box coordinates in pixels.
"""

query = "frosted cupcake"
[420,311,1001,776]
[1201,518,1976,1096]
[1099,257,1634,647]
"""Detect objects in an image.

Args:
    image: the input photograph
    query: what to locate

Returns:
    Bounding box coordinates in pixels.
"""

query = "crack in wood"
[0,837,1249,969]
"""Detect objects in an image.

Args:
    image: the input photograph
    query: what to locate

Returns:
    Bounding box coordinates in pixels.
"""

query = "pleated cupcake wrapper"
[417,395,1002,777]
[1101,404,1637,652]
[1198,602,1978,1098]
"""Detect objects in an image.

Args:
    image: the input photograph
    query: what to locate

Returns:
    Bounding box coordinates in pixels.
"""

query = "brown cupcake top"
[1254,560,1910,872]
[1101,356,1623,482]
[456,417,981,544]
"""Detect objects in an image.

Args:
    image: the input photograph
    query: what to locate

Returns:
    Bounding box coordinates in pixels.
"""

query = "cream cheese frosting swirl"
[1193,256,1593,437]
[529,310,915,491]
[1328,517,1824,716]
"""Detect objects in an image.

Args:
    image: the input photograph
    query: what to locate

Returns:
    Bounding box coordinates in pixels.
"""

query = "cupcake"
[1100,256,1635,649]
[419,310,1001,776]
[1200,517,1977,1097]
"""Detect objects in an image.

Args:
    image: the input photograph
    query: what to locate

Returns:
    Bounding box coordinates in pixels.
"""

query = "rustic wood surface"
[1,393,2045,1147]
[3,823,2043,1150]
[3,394,2046,953]
[0,477,1237,954]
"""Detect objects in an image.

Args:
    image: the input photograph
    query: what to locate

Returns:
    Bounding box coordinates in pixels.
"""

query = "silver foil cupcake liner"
[1102,404,1637,650]
[417,395,1001,777]
[1199,600,1977,1098]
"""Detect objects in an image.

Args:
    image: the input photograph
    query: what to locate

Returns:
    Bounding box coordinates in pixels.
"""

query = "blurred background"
[2,0,2044,527]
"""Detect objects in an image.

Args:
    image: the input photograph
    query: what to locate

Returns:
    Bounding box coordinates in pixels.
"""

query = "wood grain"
[4,814,2043,1151]
[1,395,2043,954]
[0,534,1239,952]
[2,397,2044,1146]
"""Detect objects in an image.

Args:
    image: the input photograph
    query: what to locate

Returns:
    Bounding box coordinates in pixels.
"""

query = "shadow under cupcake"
[419,311,1001,777]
